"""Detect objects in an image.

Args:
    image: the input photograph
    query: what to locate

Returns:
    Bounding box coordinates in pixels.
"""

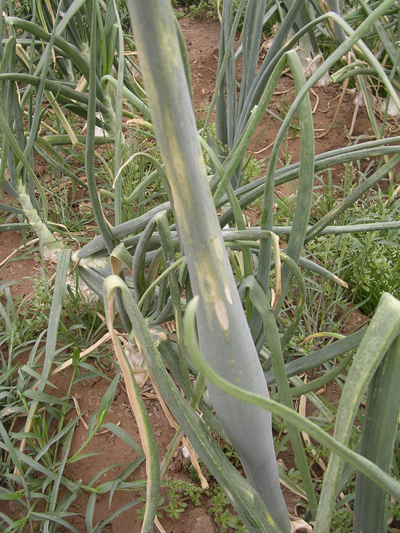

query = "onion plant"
[2,0,400,531]
[332,0,400,164]
[0,0,150,245]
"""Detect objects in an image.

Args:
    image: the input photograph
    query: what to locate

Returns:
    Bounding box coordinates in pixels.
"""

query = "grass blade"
[20,250,70,458]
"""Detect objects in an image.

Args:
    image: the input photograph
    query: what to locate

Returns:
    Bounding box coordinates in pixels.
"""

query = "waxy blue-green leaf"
[314,292,400,532]
[353,335,400,532]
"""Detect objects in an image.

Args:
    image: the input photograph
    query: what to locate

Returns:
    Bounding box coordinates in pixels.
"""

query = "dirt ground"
[0,13,380,533]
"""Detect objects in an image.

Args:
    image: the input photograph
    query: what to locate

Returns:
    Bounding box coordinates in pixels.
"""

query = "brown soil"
[0,13,377,533]
[0,232,37,299]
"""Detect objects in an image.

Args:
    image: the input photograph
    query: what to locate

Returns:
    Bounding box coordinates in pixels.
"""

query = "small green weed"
[172,0,218,19]
[330,503,355,532]
[136,494,164,522]
[0,271,51,347]
[205,485,248,532]
[276,97,299,140]
[168,478,203,506]
[306,181,400,315]
[137,477,249,531]
[163,489,188,518]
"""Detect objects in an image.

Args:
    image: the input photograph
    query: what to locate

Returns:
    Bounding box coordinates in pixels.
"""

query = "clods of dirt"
[0,232,37,299]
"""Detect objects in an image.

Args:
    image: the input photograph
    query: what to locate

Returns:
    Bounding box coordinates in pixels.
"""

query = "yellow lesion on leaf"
[215,297,229,331]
